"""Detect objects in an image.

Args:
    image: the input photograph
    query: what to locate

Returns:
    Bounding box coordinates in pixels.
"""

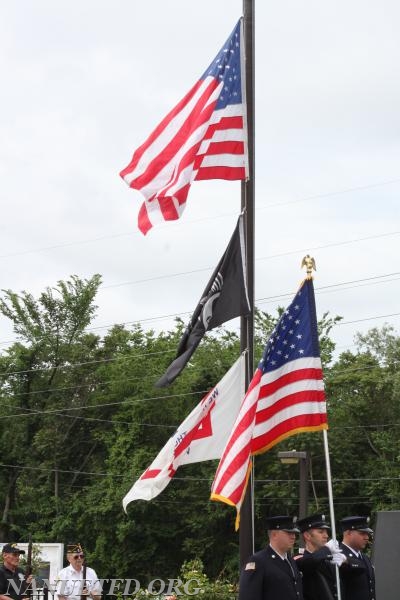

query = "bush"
[130,558,237,599]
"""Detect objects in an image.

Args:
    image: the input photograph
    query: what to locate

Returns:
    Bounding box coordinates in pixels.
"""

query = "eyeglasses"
[73,554,85,559]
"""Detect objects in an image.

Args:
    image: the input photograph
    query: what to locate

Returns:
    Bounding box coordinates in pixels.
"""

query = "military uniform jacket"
[239,545,303,600]
[339,543,376,600]
[295,546,338,600]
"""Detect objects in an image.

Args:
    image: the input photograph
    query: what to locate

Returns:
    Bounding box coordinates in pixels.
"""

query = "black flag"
[156,214,250,387]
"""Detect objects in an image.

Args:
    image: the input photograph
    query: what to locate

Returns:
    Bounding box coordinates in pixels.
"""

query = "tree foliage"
[0,276,399,584]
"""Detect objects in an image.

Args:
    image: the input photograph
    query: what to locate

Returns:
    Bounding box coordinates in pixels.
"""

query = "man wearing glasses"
[55,544,102,600]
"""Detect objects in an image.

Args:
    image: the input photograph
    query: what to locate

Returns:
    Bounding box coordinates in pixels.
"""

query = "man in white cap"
[239,515,303,600]
[55,544,101,600]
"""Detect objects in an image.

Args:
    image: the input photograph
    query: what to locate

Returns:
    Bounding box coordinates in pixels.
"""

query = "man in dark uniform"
[0,544,30,600]
[239,515,303,600]
[294,513,346,600]
[339,515,376,600]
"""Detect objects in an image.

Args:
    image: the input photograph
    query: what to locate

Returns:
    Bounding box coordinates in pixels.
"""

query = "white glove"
[330,552,347,567]
[325,539,340,553]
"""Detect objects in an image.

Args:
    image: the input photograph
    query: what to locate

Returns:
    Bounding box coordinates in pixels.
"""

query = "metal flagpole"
[239,0,255,568]
[323,429,342,600]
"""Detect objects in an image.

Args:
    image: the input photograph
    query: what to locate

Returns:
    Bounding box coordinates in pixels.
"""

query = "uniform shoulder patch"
[245,562,256,570]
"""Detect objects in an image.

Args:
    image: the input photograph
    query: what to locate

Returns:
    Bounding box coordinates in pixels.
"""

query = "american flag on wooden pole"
[211,276,328,529]
[119,19,248,235]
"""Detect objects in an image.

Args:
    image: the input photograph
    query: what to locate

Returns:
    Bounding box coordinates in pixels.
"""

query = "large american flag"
[120,19,248,235]
[211,278,328,529]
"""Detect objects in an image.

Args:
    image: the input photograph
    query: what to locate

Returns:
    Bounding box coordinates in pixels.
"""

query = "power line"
[4,369,400,430]
[256,177,400,212]
[257,271,400,304]
[99,231,400,292]
[0,269,399,350]
[0,312,397,383]
[0,348,171,378]
[338,312,400,326]
[255,231,400,264]
[1,356,399,423]
[1,178,399,262]
[1,459,400,486]
[0,342,398,407]
[0,386,207,419]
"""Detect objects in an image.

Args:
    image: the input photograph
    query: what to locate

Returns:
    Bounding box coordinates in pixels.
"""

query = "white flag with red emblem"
[123,354,245,510]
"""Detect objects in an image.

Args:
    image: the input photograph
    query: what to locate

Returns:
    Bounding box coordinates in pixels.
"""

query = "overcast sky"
[1,0,399,359]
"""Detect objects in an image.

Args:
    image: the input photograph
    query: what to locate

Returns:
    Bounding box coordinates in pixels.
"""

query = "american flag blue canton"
[211,278,327,524]
[261,279,321,373]
[201,20,242,109]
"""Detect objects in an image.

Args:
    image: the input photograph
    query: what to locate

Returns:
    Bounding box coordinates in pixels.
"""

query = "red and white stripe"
[120,76,247,235]
[211,357,327,528]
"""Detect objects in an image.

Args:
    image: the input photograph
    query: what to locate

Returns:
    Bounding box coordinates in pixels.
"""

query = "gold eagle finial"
[301,255,316,278]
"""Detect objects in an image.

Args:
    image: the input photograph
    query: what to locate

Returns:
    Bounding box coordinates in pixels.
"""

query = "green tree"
[5,274,399,587]
[0,275,102,539]
[325,324,400,518]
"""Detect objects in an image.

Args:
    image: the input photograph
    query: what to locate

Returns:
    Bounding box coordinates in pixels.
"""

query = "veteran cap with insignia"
[265,515,300,533]
[339,516,373,534]
[67,542,84,554]
[297,513,331,533]
[1,543,25,554]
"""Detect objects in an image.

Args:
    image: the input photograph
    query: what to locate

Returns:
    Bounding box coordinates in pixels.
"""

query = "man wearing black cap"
[0,544,30,600]
[55,544,101,600]
[238,515,303,600]
[339,516,376,600]
[295,513,346,600]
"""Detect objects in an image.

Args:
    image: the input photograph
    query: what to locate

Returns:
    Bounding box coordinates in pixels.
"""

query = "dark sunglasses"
[73,554,85,559]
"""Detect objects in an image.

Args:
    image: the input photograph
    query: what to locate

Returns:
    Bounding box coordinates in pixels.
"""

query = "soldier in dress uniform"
[238,514,303,600]
[294,513,346,600]
[339,516,376,600]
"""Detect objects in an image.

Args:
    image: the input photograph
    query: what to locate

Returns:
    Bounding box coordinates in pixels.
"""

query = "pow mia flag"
[156,214,250,387]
